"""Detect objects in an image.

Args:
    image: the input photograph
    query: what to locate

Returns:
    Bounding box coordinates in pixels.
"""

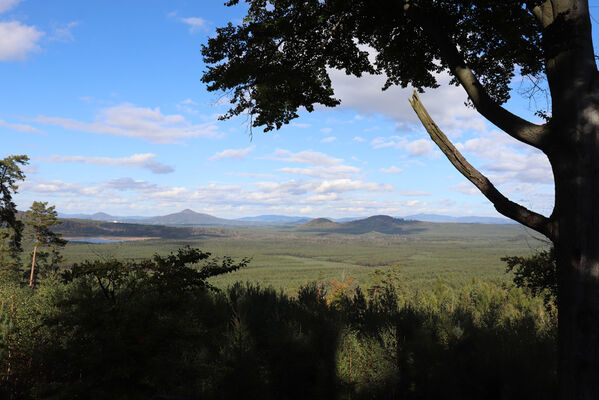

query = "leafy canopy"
[202,0,544,131]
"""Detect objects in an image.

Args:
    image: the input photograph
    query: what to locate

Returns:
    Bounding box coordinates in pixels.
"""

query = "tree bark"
[28,242,37,287]
[549,93,599,399]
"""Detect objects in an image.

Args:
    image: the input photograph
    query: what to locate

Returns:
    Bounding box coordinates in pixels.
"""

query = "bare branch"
[419,17,549,150]
[408,91,553,239]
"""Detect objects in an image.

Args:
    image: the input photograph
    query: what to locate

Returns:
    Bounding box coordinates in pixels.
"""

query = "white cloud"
[313,179,393,194]
[353,136,365,142]
[292,122,311,128]
[405,139,433,157]
[177,98,198,115]
[457,130,553,184]
[46,153,175,174]
[49,21,78,42]
[321,136,336,143]
[0,0,22,13]
[180,17,208,33]
[34,103,219,143]
[104,177,158,191]
[0,119,43,133]
[210,146,254,161]
[0,21,44,61]
[371,136,433,156]
[329,68,485,138]
[320,127,332,134]
[273,149,341,166]
[278,164,360,179]
[450,181,481,195]
[380,166,403,174]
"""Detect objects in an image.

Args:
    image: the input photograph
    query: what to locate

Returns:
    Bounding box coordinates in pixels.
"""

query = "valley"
[56,211,546,295]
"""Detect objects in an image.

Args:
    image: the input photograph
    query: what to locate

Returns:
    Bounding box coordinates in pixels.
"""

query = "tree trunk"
[550,92,599,399]
[28,242,37,287]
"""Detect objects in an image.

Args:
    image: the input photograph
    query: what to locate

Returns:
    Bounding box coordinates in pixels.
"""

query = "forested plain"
[1,216,558,399]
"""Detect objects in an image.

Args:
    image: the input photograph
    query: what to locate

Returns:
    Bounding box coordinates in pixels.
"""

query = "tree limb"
[419,17,549,150]
[408,91,553,239]
[526,1,555,28]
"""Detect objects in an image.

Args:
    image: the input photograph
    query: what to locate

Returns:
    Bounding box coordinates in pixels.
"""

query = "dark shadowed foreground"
[1,248,555,400]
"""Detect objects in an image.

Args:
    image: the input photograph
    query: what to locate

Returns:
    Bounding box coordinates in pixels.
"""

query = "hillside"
[297,215,419,234]
[404,213,516,224]
[143,209,233,226]
[54,218,228,239]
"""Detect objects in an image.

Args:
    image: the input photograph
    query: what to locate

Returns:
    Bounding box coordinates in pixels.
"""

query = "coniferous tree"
[23,202,65,287]
[0,155,29,276]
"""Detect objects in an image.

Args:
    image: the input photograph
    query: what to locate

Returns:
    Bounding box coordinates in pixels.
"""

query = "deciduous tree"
[201,1,598,397]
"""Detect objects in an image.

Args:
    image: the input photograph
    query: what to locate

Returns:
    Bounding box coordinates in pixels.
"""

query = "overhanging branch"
[416,14,548,150]
[409,91,553,239]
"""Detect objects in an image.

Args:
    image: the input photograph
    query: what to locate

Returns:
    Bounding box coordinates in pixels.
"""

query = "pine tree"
[23,202,65,287]
[0,155,29,277]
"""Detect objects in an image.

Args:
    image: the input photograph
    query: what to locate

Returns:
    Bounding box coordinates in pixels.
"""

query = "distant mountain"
[58,212,149,223]
[298,215,419,234]
[54,219,222,239]
[403,213,516,224]
[144,209,233,226]
[299,218,340,229]
[330,216,365,223]
[234,215,312,224]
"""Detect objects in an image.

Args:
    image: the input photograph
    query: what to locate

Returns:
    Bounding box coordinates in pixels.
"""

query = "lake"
[67,238,130,243]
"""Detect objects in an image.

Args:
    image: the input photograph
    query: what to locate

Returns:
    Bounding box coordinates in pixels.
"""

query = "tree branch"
[409,91,553,239]
[419,17,549,150]
[526,1,555,28]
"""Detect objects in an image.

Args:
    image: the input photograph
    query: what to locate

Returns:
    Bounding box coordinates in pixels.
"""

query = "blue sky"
[1,0,595,219]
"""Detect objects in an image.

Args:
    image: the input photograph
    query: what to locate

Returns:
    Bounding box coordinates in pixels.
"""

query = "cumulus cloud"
[329,68,485,137]
[34,103,219,143]
[0,119,44,133]
[0,21,44,61]
[457,130,553,185]
[380,166,403,174]
[321,136,336,143]
[102,178,157,191]
[312,179,393,194]
[180,17,208,33]
[278,165,360,179]
[46,153,175,174]
[404,139,433,156]
[210,146,254,160]
[273,149,342,166]
[371,136,433,156]
[0,0,22,14]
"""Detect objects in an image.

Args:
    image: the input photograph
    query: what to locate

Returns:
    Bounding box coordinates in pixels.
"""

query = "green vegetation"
[0,155,29,274]
[23,202,66,287]
[59,223,546,294]
[0,253,556,399]
[0,156,557,399]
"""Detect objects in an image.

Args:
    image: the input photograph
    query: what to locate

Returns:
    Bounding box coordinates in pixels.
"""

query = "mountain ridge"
[58,210,517,226]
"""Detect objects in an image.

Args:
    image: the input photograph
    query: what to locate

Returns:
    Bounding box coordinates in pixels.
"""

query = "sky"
[1,0,597,219]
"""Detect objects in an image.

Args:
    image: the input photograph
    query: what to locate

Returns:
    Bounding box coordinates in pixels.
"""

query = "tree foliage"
[0,155,29,271]
[503,247,557,306]
[202,0,544,131]
[23,201,65,286]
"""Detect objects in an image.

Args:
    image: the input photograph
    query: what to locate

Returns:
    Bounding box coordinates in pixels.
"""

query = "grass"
[59,222,548,295]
